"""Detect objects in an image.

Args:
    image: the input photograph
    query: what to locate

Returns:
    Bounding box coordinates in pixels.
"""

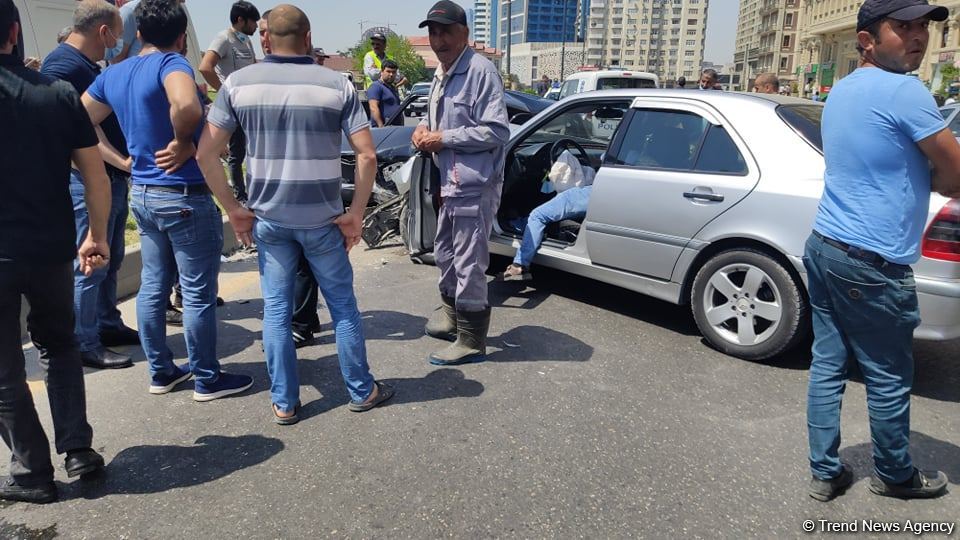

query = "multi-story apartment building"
[733,0,800,91]
[472,0,499,45]
[585,0,710,85]
[794,0,960,96]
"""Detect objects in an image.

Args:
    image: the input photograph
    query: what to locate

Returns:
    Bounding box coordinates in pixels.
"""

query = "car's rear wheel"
[691,248,808,360]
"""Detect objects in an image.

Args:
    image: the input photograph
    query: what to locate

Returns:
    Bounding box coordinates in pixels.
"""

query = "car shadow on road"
[487,262,699,338]
[71,434,284,499]
[839,431,960,486]
[486,325,593,363]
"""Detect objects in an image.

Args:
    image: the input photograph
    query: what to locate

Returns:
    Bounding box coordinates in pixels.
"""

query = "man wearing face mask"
[107,0,185,64]
[41,0,137,370]
[804,0,960,502]
[199,0,259,204]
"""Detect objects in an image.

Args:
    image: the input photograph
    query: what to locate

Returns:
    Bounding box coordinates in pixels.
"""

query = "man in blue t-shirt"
[367,59,403,128]
[82,0,253,403]
[42,0,137,370]
[804,0,960,502]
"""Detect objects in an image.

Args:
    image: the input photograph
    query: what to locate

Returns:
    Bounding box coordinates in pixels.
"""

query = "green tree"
[938,64,959,96]
[349,35,428,86]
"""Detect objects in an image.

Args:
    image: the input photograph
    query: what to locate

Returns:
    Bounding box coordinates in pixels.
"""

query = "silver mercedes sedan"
[406,89,960,360]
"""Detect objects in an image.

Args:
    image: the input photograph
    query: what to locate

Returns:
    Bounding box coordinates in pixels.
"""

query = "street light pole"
[505,0,512,82]
[560,0,569,80]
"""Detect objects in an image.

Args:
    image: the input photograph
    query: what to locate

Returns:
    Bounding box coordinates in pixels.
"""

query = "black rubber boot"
[429,307,491,366]
[425,295,457,342]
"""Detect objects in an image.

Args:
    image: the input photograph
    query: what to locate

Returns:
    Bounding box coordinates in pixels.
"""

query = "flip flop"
[348,381,395,412]
[273,401,301,425]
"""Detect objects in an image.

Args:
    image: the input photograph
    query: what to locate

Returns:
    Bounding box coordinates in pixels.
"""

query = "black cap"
[857,0,948,32]
[418,0,468,28]
[370,32,386,42]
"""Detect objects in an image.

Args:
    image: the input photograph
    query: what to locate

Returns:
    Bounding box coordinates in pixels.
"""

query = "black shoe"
[64,448,105,478]
[0,477,57,504]
[98,326,140,347]
[292,329,314,348]
[870,468,948,499]
[166,307,183,327]
[81,347,133,370]
[809,464,854,501]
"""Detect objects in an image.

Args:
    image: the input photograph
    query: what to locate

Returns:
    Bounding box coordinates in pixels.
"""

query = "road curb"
[20,217,240,341]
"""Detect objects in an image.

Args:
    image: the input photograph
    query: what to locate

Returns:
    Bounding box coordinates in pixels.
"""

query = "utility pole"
[359,19,372,39]
[560,0,569,80]
[505,0,512,82]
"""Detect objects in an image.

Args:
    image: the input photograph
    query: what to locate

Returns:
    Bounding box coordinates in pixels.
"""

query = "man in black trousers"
[0,0,110,504]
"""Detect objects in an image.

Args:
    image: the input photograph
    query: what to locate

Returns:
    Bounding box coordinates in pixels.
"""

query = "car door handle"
[683,191,724,202]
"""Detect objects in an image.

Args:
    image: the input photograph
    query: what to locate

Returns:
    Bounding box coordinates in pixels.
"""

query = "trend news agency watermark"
[802,520,956,535]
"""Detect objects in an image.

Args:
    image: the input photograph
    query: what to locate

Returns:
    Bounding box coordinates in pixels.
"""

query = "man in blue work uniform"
[413,1,510,366]
[804,0,960,501]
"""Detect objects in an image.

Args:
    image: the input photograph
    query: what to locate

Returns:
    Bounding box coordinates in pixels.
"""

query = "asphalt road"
[2,244,958,539]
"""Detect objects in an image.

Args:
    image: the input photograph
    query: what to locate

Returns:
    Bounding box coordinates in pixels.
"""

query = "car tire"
[691,248,808,361]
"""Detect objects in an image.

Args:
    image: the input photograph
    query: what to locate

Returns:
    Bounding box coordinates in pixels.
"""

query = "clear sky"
[187,0,738,64]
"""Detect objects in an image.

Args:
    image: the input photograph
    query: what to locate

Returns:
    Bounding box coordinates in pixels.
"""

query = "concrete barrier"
[20,217,240,341]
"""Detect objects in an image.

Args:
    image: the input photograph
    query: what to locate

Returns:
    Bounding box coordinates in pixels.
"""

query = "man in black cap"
[412,0,509,366]
[804,0,960,502]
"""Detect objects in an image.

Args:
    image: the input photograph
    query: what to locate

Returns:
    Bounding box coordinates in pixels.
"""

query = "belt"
[137,183,210,195]
[812,231,900,268]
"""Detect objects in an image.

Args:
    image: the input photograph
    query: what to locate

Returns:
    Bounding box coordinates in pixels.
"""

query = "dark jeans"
[0,261,94,486]
[228,128,247,203]
[803,232,920,484]
[292,254,320,334]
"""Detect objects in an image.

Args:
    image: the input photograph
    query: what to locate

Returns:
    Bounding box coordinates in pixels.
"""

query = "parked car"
[407,82,432,117]
[404,89,960,361]
[940,103,960,138]
[340,89,553,206]
[558,69,660,101]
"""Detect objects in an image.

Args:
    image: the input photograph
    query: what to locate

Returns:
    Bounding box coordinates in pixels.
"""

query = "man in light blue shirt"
[804,0,960,502]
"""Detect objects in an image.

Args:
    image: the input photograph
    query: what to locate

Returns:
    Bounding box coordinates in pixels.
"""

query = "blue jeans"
[803,232,920,484]
[69,170,130,352]
[513,186,591,268]
[254,220,374,412]
[129,185,223,384]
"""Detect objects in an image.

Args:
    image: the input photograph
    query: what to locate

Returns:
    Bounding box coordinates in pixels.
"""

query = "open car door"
[403,151,439,264]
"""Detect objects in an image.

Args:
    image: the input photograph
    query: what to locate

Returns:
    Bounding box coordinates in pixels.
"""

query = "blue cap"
[857,0,948,32]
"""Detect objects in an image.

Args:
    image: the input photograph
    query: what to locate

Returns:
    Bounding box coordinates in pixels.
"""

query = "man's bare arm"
[918,128,960,198]
[198,50,223,91]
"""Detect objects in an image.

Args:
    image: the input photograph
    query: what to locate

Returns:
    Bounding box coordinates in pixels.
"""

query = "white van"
[558,69,659,99]
[14,0,202,71]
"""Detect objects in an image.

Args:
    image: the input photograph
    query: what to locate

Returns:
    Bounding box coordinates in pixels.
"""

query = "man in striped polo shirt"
[196,4,394,425]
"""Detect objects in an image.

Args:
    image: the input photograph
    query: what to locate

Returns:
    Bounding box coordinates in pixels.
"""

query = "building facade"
[733,0,800,91]
[472,0,499,45]
[584,0,710,85]
[792,0,960,97]
[498,0,583,50]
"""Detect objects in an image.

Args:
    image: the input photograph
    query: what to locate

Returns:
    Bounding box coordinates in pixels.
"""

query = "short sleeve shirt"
[87,53,205,185]
[208,55,368,228]
[815,67,945,264]
[41,43,128,172]
[0,55,98,262]
[367,80,402,126]
[207,29,257,83]
[119,0,144,59]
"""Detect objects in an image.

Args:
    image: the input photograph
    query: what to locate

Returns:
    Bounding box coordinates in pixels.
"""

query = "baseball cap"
[418,0,468,28]
[370,32,386,42]
[857,0,948,32]
[313,47,330,58]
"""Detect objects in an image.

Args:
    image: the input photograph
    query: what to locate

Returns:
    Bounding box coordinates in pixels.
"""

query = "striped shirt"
[207,55,368,229]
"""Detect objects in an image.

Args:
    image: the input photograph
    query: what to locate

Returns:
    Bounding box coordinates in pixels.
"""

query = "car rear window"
[777,104,822,153]
[597,77,657,90]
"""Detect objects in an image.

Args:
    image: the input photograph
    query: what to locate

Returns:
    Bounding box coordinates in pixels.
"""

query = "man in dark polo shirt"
[42,0,137,370]
[0,0,111,504]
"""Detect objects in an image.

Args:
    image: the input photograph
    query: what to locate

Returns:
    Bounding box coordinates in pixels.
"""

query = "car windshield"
[596,77,657,90]
[777,104,823,153]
